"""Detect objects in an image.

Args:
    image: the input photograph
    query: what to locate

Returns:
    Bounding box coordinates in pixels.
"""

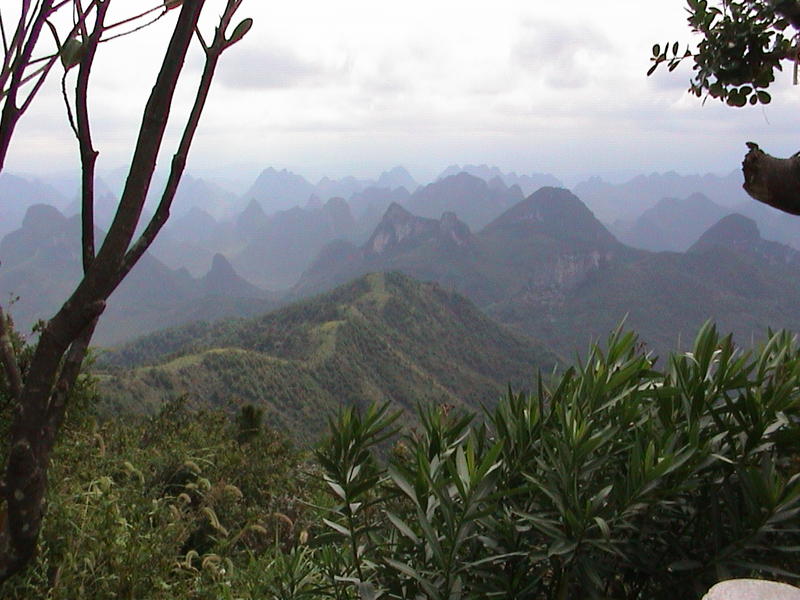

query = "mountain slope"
[296,187,628,306]
[99,272,558,435]
[614,193,731,252]
[0,205,271,345]
[231,197,359,288]
[404,172,523,230]
[295,189,800,357]
[490,213,800,356]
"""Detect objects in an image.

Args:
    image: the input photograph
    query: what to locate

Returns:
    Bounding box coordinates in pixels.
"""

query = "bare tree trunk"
[0,0,206,581]
[0,0,249,581]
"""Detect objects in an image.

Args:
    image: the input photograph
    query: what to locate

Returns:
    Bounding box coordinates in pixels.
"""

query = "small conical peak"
[508,184,524,200]
[687,192,714,204]
[491,187,587,224]
[242,198,266,217]
[211,252,233,271]
[203,253,262,297]
[691,213,761,251]
[487,187,616,244]
[382,166,411,178]
[382,202,414,222]
[376,166,418,191]
[22,203,67,232]
[209,253,236,276]
[324,196,349,212]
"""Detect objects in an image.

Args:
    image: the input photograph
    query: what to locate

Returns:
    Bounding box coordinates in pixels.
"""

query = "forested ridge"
[96,272,558,435]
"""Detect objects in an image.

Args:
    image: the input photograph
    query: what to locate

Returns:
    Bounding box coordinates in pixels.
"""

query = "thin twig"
[120,0,245,276]
[18,1,98,114]
[75,0,109,273]
[101,2,166,34]
[74,0,88,39]
[44,18,61,50]
[60,71,77,135]
[0,0,55,171]
[101,11,165,44]
[0,0,98,100]
[0,11,9,56]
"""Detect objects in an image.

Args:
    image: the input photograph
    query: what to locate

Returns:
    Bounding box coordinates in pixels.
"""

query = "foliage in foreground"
[1,323,799,599]
[310,324,800,599]
[0,395,311,600]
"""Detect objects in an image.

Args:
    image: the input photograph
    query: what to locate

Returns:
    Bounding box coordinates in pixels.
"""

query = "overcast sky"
[6,0,800,186]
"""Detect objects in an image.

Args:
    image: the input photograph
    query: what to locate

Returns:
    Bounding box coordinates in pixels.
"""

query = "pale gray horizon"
[5,1,799,187]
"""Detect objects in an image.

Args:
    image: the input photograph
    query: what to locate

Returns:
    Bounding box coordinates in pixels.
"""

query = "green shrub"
[0,398,309,600]
[312,324,800,599]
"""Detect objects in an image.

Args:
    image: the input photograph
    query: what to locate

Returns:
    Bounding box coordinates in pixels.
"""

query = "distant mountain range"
[98,272,558,433]
[0,205,277,346]
[437,164,562,196]
[572,170,749,223]
[7,163,800,356]
[154,172,532,288]
[612,193,731,252]
[295,187,800,357]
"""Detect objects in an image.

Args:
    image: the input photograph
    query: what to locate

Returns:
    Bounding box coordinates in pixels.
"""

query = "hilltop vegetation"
[99,272,558,435]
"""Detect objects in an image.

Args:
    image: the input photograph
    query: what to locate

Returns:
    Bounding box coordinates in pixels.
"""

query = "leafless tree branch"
[74,0,108,273]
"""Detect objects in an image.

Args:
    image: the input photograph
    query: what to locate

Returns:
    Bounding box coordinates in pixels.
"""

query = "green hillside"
[99,272,558,437]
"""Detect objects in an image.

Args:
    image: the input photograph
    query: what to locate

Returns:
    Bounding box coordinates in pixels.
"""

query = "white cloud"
[513,19,613,90]
[217,45,349,90]
[5,0,800,181]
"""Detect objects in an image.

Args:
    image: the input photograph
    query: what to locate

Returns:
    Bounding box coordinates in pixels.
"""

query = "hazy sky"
[6,0,800,185]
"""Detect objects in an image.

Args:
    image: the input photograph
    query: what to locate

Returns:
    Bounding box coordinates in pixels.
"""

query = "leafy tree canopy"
[650,0,800,106]
[650,1,800,216]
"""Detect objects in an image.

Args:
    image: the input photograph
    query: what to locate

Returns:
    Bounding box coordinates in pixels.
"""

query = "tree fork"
[0,1,207,582]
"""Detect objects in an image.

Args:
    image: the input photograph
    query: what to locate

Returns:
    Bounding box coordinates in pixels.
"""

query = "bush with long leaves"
[310,324,800,600]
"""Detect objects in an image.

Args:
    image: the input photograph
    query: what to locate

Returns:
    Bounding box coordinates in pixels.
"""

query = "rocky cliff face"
[365,203,474,256]
[366,203,440,255]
